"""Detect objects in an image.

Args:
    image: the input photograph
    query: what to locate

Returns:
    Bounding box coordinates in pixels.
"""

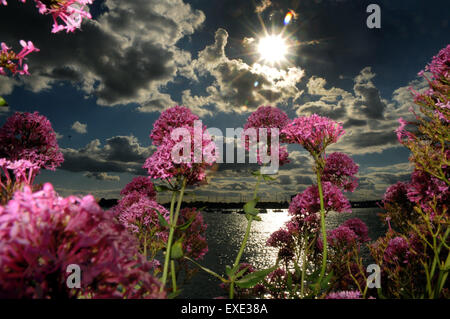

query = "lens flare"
[284,11,293,25]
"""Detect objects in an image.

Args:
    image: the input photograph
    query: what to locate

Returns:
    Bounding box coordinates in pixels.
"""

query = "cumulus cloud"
[295,68,428,154]
[186,28,305,113]
[60,135,153,175]
[84,172,121,182]
[71,121,87,134]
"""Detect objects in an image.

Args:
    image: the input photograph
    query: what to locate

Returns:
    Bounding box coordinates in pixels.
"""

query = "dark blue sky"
[0,0,449,201]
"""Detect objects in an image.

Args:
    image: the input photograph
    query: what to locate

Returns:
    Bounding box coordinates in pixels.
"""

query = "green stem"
[229,173,262,299]
[171,260,177,293]
[315,159,328,292]
[300,236,308,298]
[160,178,187,291]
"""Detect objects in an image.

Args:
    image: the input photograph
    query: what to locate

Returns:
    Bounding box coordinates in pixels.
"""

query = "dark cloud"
[0,0,204,107]
[60,136,152,175]
[84,172,120,182]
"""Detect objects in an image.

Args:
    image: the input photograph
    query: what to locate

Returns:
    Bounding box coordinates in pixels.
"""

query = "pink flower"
[242,106,291,166]
[342,218,370,243]
[282,114,345,155]
[0,112,64,170]
[143,126,216,186]
[0,183,165,298]
[406,170,448,215]
[326,290,361,299]
[384,237,410,264]
[116,197,169,236]
[0,41,39,76]
[175,207,208,260]
[266,228,293,248]
[424,44,450,80]
[289,182,351,216]
[327,225,359,249]
[150,106,199,146]
[120,176,156,200]
[322,152,359,192]
[34,0,94,33]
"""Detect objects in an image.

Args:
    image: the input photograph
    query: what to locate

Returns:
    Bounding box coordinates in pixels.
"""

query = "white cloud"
[71,121,87,134]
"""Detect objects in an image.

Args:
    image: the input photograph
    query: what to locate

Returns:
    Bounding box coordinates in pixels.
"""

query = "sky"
[0,0,449,202]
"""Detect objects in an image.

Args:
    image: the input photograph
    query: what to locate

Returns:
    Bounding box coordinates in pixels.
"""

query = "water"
[179,208,386,299]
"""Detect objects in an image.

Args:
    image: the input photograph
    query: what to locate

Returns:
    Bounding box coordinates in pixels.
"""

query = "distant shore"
[98,198,382,210]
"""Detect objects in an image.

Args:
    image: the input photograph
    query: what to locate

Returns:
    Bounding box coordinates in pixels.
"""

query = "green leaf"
[167,289,182,299]
[155,209,170,229]
[234,266,250,279]
[177,214,197,231]
[170,238,184,259]
[235,266,276,289]
[246,213,261,222]
[251,170,261,176]
[262,174,276,181]
[0,96,8,107]
[186,257,227,283]
[244,198,259,215]
[155,185,172,192]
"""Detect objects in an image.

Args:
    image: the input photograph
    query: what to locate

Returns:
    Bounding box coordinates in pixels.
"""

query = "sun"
[257,34,288,64]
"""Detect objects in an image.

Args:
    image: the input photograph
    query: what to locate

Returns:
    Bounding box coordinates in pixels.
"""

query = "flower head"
[326,290,361,299]
[282,114,345,155]
[150,106,199,146]
[0,183,164,298]
[144,126,216,186]
[289,182,351,216]
[120,176,156,200]
[0,112,63,170]
[322,152,359,192]
[242,106,290,166]
[327,225,359,249]
[175,207,208,260]
[342,218,370,243]
[0,40,39,76]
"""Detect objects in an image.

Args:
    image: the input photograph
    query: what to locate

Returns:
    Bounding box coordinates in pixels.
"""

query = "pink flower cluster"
[383,181,409,205]
[326,290,361,299]
[243,106,290,166]
[150,106,199,146]
[289,182,351,217]
[341,218,370,243]
[144,107,216,186]
[120,176,157,200]
[117,196,169,237]
[282,114,345,155]
[1,0,93,33]
[0,41,39,76]
[383,237,410,265]
[322,152,359,192]
[327,225,358,249]
[406,170,448,214]
[0,112,64,170]
[0,183,164,298]
[266,228,293,248]
[424,44,450,80]
[176,207,208,260]
[0,158,40,193]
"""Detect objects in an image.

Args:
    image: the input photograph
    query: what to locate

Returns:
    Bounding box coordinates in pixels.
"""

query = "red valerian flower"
[0,112,64,170]
[282,114,345,155]
[325,290,361,299]
[175,207,208,260]
[143,126,216,186]
[242,105,290,166]
[150,106,199,146]
[341,218,370,243]
[289,182,351,217]
[0,183,165,298]
[322,152,359,192]
[0,41,39,76]
[120,176,157,200]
